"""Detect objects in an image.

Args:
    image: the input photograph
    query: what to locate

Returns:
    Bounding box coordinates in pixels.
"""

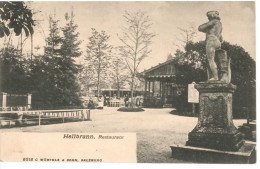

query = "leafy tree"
[0,46,30,94]
[0,2,34,93]
[0,2,34,95]
[110,48,129,98]
[119,11,155,107]
[85,28,112,97]
[0,2,34,38]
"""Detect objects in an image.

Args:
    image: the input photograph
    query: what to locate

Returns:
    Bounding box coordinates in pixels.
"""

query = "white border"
[0,0,259,169]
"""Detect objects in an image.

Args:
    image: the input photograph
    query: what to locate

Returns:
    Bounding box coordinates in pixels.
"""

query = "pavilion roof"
[138,59,178,79]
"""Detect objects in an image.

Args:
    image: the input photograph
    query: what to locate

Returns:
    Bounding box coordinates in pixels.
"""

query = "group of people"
[124,95,143,108]
[86,96,104,109]
[103,95,118,107]
[85,95,143,109]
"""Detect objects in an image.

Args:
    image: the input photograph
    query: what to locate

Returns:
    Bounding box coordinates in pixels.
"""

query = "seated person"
[87,97,95,109]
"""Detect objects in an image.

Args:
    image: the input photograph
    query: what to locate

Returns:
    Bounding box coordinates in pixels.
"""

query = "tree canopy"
[0,2,34,38]
[28,12,82,109]
[0,47,30,94]
[119,11,155,107]
[85,28,112,97]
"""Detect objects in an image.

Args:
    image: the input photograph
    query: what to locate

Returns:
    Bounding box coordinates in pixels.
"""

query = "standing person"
[136,96,140,107]
[104,94,107,106]
[107,97,110,107]
[140,97,143,107]
[124,94,129,107]
[98,96,104,109]
[83,100,88,108]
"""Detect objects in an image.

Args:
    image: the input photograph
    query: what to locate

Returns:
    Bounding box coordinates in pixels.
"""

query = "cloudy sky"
[5,1,256,72]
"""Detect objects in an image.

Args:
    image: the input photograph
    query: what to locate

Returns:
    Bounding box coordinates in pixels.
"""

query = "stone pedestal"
[171,142,256,164]
[186,83,244,151]
[27,93,32,109]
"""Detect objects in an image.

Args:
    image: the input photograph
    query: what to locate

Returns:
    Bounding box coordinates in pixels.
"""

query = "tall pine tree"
[59,11,82,106]
[31,11,82,109]
[30,14,63,109]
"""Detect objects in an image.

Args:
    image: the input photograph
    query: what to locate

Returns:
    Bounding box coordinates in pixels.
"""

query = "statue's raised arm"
[198,20,216,33]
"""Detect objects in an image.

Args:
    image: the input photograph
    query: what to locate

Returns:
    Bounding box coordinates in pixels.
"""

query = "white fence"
[0,109,90,127]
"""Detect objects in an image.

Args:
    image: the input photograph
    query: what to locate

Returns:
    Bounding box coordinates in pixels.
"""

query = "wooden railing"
[109,100,124,107]
[0,106,29,111]
[0,109,90,127]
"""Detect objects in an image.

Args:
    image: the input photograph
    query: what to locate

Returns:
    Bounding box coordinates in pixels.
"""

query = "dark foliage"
[0,12,83,110]
[117,107,144,112]
[0,2,34,37]
[0,48,30,94]
[174,41,255,118]
[30,13,82,109]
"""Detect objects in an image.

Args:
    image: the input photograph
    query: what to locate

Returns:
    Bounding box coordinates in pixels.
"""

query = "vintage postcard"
[0,1,256,164]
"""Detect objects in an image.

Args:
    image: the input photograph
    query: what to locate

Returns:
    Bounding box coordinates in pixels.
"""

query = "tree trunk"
[117,84,120,98]
[117,87,120,98]
[31,33,33,61]
[97,66,100,97]
[117,74,120,98]
[130,75,134,108]
[97,46,101,97]
[6,31,13,51]
[20,31,23,55]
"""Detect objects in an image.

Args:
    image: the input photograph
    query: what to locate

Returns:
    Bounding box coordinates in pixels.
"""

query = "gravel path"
[0,107,246,163]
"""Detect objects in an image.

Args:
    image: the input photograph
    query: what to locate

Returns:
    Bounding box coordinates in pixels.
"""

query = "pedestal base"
[186,131,244,151]
[170,142,256,163]
[186,83,244,151]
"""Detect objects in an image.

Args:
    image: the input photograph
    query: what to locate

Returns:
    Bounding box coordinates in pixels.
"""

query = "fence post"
[1,92,7,108]
[62,112,65,123]
[81,110,83,120]
[38,112,41,126]
[87,109,90,120]
[192,103,196,116]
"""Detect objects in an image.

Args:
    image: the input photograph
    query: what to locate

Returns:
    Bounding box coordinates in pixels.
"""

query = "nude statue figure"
[198,11,230,83]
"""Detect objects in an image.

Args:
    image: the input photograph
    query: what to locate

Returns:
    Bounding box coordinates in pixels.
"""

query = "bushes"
[117,107,144,112]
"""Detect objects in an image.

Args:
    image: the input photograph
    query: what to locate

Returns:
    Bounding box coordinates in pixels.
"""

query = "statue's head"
[207,11,220,20]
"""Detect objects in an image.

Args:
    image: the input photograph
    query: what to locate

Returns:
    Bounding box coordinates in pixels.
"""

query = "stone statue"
[198,11,231,83]
[171,11,253,161]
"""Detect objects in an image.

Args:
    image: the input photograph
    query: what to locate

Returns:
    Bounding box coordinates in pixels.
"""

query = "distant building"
[95,88,143,98]
[138,58,187,109]
[80,85,143,98]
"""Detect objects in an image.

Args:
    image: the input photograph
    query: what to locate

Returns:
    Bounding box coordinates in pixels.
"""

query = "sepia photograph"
[0,0,256,164]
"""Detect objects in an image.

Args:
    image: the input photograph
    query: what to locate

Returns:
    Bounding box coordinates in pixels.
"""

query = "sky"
[2,1,255,72]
